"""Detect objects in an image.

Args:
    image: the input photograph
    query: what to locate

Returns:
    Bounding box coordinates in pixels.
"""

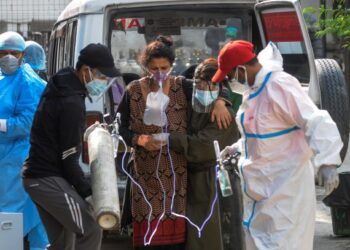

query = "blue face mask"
[86,79,108,96]
[195,89,219,106]
[85,68,108,96]
[226,26,238,38]
[0,55,20,75]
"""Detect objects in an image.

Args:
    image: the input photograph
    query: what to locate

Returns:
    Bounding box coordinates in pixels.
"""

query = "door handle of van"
[1,221,13,230]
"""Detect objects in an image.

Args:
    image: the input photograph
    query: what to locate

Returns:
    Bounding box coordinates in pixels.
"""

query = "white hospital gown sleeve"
[267,72,342,173]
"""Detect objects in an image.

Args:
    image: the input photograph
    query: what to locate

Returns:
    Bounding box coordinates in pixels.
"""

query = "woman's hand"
[211,99,232,129]
[137,135,163,151]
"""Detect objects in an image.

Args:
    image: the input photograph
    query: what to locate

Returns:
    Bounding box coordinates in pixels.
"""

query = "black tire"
[315,59,349,160]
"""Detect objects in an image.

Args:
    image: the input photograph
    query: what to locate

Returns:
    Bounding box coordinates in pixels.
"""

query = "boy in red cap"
[214,40,342,249]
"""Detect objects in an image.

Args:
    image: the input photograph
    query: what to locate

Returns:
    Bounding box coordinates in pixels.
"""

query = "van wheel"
[315,58,349,161]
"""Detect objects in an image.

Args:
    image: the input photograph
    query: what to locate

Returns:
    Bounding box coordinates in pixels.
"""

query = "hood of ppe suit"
[23,41,46,71]
[249,66,271,90]
[0,62,46,237]
[42,67,86,98]
[257,41,283,73]
[0,31,25,52]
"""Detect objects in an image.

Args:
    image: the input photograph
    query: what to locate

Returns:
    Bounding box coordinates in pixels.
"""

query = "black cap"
[78,43,120,77]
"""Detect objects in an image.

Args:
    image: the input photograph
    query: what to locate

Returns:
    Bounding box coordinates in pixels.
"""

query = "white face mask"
[0,54,20,75]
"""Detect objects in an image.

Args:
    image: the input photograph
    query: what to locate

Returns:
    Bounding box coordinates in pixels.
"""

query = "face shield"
[192,78,219,113]
[84,68,114,101]
[227,65,250,95]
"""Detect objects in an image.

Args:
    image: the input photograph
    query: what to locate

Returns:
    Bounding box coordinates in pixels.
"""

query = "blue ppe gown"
[0,63,48,250]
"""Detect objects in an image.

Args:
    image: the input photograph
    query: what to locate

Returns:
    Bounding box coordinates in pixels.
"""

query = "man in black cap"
[22,43,120,250]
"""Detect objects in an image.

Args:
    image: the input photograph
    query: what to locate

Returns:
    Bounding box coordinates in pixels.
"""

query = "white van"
[49,0,349,160]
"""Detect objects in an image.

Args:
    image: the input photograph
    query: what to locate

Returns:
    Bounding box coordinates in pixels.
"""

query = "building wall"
[0,0,71,37]
[0,0,71,54]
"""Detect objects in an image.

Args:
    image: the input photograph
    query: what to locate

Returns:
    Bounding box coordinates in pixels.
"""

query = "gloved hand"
[220,143,239,162]
[317,165,339,196]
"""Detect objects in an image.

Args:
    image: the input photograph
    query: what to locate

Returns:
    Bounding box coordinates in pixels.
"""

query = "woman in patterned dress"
[118,36,231,249]
[118,36,188,250]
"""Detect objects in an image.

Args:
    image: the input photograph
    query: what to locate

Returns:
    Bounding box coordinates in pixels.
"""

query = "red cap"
[212,40,256,83]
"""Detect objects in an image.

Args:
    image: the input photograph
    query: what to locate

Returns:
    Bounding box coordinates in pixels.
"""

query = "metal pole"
[343,0,350,98]
[320,0,327,58]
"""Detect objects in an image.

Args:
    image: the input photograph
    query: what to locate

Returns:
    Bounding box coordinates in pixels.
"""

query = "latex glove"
[211,99,232,130]
[317,165,339,196]
[220,143,239,162]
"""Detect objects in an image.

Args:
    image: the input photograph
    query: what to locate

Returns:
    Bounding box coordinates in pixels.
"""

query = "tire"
[315,59,350,160]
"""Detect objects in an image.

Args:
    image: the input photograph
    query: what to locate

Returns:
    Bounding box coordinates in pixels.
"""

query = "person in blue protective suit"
[0,31,48,250]
[213,40,342,250]
[23,40,48,81]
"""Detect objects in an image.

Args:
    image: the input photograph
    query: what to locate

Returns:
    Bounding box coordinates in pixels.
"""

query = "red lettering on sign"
[113,18,126,30]
[261,12,303,42]
[128,18,141,29]
[113,18,142,30]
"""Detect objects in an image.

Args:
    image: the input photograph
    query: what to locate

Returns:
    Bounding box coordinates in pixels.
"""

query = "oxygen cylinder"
[86,126,120,230]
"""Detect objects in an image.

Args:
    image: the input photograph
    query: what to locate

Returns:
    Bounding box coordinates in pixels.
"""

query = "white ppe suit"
[234,67,342,249]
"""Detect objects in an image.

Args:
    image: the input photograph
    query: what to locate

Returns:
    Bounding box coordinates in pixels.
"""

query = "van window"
[109,8,251,76]
[48,20,77,76]
[48,32,56,77]
[259,8,310,83]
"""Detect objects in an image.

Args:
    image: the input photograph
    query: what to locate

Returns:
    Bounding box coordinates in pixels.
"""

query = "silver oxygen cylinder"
[86,126,120,230]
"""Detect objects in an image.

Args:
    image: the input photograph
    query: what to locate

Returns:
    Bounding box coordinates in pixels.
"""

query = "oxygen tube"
[112,118,154,245]
[114,87,225,245]
[143,68,172,245]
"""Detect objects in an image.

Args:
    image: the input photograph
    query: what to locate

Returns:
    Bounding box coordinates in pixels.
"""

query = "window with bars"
[0,0,71,33]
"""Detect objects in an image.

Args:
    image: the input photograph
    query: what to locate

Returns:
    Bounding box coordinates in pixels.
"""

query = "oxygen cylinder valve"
[213,140,233,197]
[111,113,122,158]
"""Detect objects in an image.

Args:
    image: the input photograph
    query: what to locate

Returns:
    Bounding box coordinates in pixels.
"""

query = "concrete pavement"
[314,200,350,250]
[101,193,350,250]
[314,184,350,250]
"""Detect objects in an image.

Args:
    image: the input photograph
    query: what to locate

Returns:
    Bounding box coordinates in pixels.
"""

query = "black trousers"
[23,176,102,250]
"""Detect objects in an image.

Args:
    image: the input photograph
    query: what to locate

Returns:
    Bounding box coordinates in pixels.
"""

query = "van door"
[254,0,319,103]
